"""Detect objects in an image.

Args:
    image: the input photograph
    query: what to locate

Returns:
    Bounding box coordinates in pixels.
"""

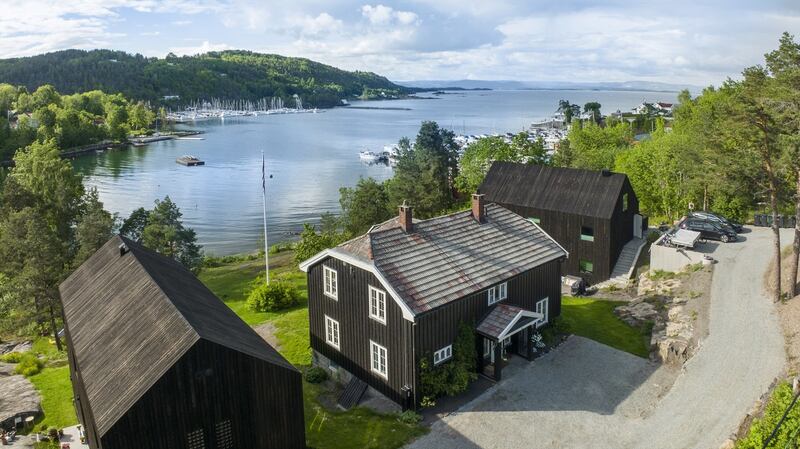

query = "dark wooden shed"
[479,162,645,283]
[59,236,306,449]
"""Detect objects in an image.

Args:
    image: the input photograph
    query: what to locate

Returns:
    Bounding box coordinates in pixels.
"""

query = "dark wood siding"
[100,340,305,449]
[496,203,612,283]
[307,257,415,406]
[609,178,639,266]
[413,260,561,405]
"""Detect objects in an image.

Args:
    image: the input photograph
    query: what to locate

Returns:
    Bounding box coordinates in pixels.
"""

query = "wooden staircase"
[337,377,368,410]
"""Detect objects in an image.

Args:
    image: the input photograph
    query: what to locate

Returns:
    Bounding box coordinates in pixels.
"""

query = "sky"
[1,0,798,86]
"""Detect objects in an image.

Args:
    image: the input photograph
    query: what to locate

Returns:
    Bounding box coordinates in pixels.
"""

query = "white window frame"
[487,282,508,306]
[535,297,549,327]
[368,285,387,324]
[323,266,338,300]
[433,345,453,365]
[370,340,388,379]
[324,315,340,350]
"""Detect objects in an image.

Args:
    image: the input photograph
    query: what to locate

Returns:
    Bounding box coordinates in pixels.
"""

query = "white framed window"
[487,282,508,305]
[325,315,340,349]
[535,297,549,327]
[370,340,388,379]
[368,285,386,324]
[433,345,453,365]
[323,266,338,300]
[528,217,541,224]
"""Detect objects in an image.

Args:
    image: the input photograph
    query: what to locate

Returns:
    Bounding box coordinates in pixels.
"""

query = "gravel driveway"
[408,228,790,449]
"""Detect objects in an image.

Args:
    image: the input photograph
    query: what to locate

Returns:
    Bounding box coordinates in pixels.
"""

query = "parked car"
[688,211,743,233]
[680,218,738,242]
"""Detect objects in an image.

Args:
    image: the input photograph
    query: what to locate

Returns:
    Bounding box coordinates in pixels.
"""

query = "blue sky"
[2,0,798,85]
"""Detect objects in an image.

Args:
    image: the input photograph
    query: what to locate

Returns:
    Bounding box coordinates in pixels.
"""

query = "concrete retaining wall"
[650,236,708,273]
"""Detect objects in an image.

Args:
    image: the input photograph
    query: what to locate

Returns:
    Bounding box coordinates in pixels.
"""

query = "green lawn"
[28,365,77,430]
[198,251,307,326]
[561,296,651,357]
[304,382,427,449]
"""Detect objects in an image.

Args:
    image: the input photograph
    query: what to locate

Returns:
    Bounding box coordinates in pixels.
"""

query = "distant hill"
[398,79,702,93]
[0,49,409,108]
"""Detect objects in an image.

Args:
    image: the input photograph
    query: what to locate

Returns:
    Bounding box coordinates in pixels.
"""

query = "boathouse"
[59,236,305,449]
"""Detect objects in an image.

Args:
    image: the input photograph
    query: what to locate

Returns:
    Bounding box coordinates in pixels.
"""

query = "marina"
[166,96,320,122]
[73,89,675,255]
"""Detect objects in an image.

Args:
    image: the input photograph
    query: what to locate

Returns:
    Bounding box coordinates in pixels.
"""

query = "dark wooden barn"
[59,236,306,449]
[300,195,567,409]
[479,162,646,284]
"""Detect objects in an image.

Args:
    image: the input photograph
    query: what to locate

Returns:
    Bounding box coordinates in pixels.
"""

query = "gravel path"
[408,228,790,449]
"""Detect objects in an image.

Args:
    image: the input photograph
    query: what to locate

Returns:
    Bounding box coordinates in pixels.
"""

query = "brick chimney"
[399,201,413,232]
[472,193,485,223]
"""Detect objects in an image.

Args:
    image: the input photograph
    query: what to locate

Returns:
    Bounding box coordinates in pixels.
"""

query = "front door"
[484,339,495,364]
[633,214,643,238]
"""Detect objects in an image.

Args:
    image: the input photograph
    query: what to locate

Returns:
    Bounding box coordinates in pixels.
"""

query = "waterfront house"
[479,162,646,284]
[299,194,567,409]
[59,236,306,449]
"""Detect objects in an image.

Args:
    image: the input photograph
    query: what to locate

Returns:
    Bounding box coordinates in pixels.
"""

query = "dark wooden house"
[299,194,567,409]
[59,236,306,449]
[479,162,646,284]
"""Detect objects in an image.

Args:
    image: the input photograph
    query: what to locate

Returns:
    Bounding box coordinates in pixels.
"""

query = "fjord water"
[73,89,675,255]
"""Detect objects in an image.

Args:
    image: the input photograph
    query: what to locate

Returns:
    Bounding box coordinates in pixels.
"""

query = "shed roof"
[479,162,629,219]
[59,236,295,437]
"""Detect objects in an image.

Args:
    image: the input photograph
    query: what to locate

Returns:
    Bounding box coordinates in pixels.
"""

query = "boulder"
[0,341,32,356]
[0,374,42,429]
[615,301,659,327]
[656,337,691,364]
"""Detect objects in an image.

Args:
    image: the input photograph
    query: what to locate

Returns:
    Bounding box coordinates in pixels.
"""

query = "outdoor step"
[337,377,368,410]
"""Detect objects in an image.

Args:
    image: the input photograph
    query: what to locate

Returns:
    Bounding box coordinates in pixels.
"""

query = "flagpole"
[262,150,270,285]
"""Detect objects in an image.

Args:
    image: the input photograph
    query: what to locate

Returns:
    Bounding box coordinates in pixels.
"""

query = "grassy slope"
[199,251,424,448]
[561,296,650,357]
[28,365,76,430]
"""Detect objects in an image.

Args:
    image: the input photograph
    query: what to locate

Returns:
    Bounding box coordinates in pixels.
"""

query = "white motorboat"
[359,150,380,162]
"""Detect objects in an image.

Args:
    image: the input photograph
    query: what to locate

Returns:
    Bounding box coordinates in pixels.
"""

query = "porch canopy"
[476,304,543,342]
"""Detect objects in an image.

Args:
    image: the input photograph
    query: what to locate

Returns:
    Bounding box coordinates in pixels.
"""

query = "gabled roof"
[476,304,543,342]
[301,203,567,316]
[59,236,295,437]
[479,162,628,219]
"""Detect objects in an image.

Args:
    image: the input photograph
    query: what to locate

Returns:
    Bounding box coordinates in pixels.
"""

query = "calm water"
[73,90,676,255]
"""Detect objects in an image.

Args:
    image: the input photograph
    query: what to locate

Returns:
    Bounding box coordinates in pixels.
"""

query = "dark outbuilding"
[59,236,305,449]
[479,162,646,283]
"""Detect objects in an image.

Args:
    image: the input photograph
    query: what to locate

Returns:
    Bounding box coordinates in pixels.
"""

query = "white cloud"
[361,4,418,25]
[169,41,232,56]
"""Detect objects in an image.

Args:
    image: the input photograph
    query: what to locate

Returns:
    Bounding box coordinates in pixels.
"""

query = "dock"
[176,155,205,166]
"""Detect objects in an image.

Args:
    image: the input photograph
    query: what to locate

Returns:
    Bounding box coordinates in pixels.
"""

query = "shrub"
[14,353,44,377]
[418,323,477,403]
[304,366,328,384]
[736,381,800,449]
[246,280,301,313]
[0,351,23,363]
[397,410,422,425]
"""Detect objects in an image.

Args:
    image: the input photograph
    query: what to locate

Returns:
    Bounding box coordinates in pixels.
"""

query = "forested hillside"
[0,49,408,107]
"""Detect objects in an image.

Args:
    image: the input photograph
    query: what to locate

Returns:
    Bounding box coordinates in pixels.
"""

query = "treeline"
[294,121,548,262]
[558,32,800,301]
[0,49,408,108]
[0,83,158,161]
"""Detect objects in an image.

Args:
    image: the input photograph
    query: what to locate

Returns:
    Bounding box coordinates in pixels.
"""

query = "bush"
[418,323,477,403]
[14,353,44,377]
[397,410,422,425]
[736,381,800,449]
[304,366,328,384]
[0,351,23,363]
[246,280,301,313]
